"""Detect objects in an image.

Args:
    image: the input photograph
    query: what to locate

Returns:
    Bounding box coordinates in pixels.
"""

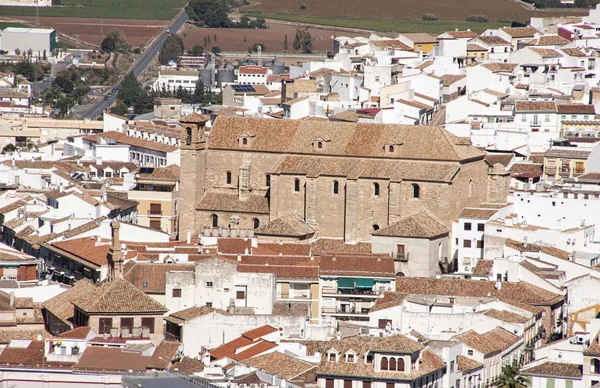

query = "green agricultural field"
[0,0,187,19]
[257,14,506,35]
[0,22,28,29]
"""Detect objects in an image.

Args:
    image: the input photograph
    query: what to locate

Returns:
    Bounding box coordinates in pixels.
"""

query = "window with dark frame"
[236,290,246,300]
[141,317,155,334]
[173,288,182,298]
[477,223,485,231]
[464,222,472,231]
[463,240,472,248]
[294,179,300,192]
[99,317,112,334]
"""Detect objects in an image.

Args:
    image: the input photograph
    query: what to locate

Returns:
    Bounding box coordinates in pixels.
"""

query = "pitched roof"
[209,328,278,361]
[508,162,543,177]
[528,35,570,46]
[440,74,466,87]
[242,352,316,381]
[544,148,591,159]
[481,63,518,73]
[72,279,168,314]
[165,306,227,325]
[530,47,563,58]
[172,357,204,375]
[373,211,449,238]
[483,309,529,323]
[254,213,315,237]
[454,328,519,356]
[316,336,442,380]
[447,31,479,39]
[395,277,563,306]
[42,279,98,326]
[485,153,514,167]
[147,341,180,370]
[521,361,582,379]
[0,341,45,365]
[478,36,511,46]
[208,117,485,162]
[59,326,92,339]
[196,192,269,214]
[319,254,395,277]
[501,26,538,38]
[505,239,571,261]
[371,39,412,51]
[515,101,557,112]
[460,208,501,219]
[561,48,586,57]
[557,104,595,114]
[370,292,406,313]
[50,236,111,268]
[75,347,149,372]
[457,355,484,372]
[472,260,493,277]
[124,262,195,294]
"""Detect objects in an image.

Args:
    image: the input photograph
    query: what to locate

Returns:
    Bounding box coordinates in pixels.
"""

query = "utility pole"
[35,0,39,27]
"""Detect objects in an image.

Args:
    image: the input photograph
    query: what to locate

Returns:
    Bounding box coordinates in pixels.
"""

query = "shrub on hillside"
[421,13,438,21]
[466,15,489,22]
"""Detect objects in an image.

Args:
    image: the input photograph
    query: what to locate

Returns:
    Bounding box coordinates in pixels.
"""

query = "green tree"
[203,37,208,47]
[211,46,222,54]
[101,30,126,53]
[193,78,207,104]
[214,34,217,42]
[110,100,129,116]
[207,35,211,45]
[2,144,17,153]
[188,45,205,56]
[495,365,527,388]
[284,35,288,50]
[159,34,184,65]
[118,72,143,107]
[293,28,313,53]
[186,0,231,28]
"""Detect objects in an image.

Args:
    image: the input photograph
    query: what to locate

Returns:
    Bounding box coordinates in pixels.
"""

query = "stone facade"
[179,116,508,243]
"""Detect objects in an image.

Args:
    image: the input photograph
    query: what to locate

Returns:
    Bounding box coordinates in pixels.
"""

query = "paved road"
[79,11,189,120]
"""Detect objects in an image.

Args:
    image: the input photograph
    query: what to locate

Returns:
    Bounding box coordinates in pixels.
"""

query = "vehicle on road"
[103,96,109,100]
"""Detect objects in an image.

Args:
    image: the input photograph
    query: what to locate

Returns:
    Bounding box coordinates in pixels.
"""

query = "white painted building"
[165,258,276,315]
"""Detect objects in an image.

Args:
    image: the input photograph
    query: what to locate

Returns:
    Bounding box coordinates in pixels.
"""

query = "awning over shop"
[337,277,356,289]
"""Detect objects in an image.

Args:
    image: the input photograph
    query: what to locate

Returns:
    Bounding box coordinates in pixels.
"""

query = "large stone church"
[179,114,509,243]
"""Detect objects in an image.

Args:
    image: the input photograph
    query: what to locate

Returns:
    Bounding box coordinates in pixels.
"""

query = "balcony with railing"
[147,209,163,216]
[559,168,571,177]
[396,253,409,262]
[321,306,371,316]
[322,288,379,298]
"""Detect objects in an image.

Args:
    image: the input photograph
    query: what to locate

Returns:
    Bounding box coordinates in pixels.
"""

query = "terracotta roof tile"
[242,352,316,381]
[460,208,501,219]
[455,328,519,356]
[481,63,518,72]
[165,306,227,325]
[515,101,557,112]
[544,148,591,159]
[483,309,529,323]
[457,355,484,372]
[58,326,92,339]
[371,40,412,50]
[485,153,514,167]
[147,341,180,370]
[75,347,149,372]
[370,292,406,313]
[508,162,543,176]
[72,279,168,314]
[557,104,595,114]
[254,213,315,237]
[528,35,570,46]
[521,361,582,379]
[239,66,269,75]
[561,48,586,57]
[530,47,563,58]
[505,238,571,260]
[124,262,195,294]
[319,254,395,277]
[208,117,485,162]
[440,74,466,87]
[395,277,563,306]
[373,211,448,238]
[243,325,278,340]
[197,192,269,214]
[42,279,98,326]
[172,357,204,375]
[501,26,538,38]
[478,36,511,46]
[447,31,479,39]
[472,260,493,277]
[311,239,371,256]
